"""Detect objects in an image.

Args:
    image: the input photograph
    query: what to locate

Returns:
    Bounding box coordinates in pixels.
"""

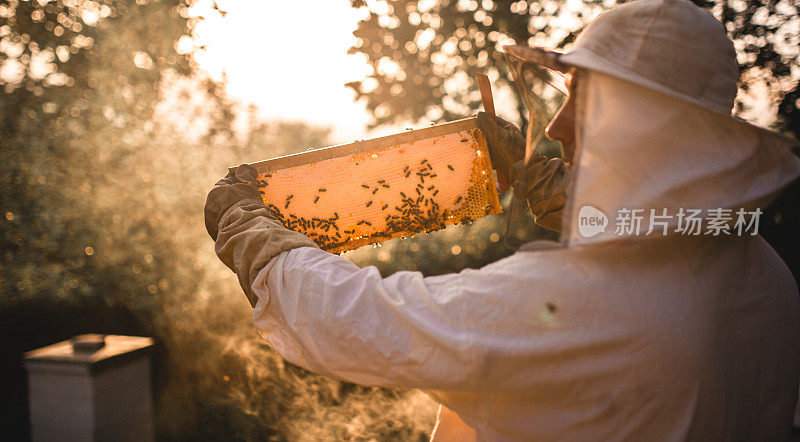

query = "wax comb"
[237,117,502,253]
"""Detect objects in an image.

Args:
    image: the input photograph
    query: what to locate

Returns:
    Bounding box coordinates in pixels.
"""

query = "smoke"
[151,286,436,440]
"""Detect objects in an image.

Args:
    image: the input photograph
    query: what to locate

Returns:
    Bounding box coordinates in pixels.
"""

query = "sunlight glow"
[188,0,376,143]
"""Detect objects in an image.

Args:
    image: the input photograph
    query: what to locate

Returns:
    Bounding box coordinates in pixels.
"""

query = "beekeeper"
[204,0,800,439]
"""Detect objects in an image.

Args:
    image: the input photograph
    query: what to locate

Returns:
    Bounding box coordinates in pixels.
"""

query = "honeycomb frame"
[236,117,503,253]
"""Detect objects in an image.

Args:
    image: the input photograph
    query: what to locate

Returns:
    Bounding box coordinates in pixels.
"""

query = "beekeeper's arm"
[477,112,570,231]
[249,246,484,389]
[204,164,318,307]
[206,165,493,389]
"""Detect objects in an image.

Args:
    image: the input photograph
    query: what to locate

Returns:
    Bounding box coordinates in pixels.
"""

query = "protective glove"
[477,111,525,188]
[477,112,571,232]
[205,164,319,307]
[510,156,571,232]
[204,164,264,241]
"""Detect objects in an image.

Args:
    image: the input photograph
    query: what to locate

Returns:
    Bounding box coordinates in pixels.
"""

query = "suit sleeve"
[215,200,318,307]
[249,246,485,390]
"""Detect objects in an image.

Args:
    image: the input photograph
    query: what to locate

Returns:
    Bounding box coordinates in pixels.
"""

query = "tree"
[346,0,799,137]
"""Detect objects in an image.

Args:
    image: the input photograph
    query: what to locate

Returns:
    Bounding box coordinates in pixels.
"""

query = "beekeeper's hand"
[477,112,570,231]
[477,111,525,185]
[205,164,318,307]
[510,156,571,232]
[204,164,264,241]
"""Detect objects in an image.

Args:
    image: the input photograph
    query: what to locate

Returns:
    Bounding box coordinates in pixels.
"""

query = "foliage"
[346,0,799,136]
[708,0,800,137]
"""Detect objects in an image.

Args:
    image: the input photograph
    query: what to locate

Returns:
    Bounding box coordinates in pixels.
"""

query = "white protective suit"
[244,69,800,441]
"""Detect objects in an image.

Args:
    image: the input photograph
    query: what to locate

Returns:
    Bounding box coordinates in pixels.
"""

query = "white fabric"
[563,72,800,246]
[253,234,798,440]
[248,64,800,442]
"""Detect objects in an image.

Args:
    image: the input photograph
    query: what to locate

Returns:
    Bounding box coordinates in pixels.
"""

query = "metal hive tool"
[237,117,502,253]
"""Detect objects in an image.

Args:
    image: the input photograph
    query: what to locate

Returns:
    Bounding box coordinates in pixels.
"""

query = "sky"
[188,0,392,144]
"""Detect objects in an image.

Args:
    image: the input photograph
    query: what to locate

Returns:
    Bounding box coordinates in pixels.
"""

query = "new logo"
[578,205,608,238]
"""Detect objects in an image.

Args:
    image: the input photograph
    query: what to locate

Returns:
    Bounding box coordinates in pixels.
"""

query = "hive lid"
[24,334,154,373]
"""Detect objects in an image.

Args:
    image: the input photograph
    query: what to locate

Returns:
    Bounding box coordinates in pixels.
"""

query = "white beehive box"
[239,117,502,253]
[24,334,154,442]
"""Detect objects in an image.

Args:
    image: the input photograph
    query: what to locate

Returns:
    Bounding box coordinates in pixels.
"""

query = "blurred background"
[1,0,797,440]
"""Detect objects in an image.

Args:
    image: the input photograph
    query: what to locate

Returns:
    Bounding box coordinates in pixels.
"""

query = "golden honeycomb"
[243,118,502,253]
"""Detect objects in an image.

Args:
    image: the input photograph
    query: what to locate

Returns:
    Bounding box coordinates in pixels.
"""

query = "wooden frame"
[232,118,482,173]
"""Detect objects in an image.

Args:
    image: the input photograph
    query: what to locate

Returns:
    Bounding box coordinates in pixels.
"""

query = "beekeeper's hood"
[504,0,800,246]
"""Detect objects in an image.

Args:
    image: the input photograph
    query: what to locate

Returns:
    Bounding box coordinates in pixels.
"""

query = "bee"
[455,196,463,204]
[447,165,454,171]
[313,195,319,204]
[366,201,373,207]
